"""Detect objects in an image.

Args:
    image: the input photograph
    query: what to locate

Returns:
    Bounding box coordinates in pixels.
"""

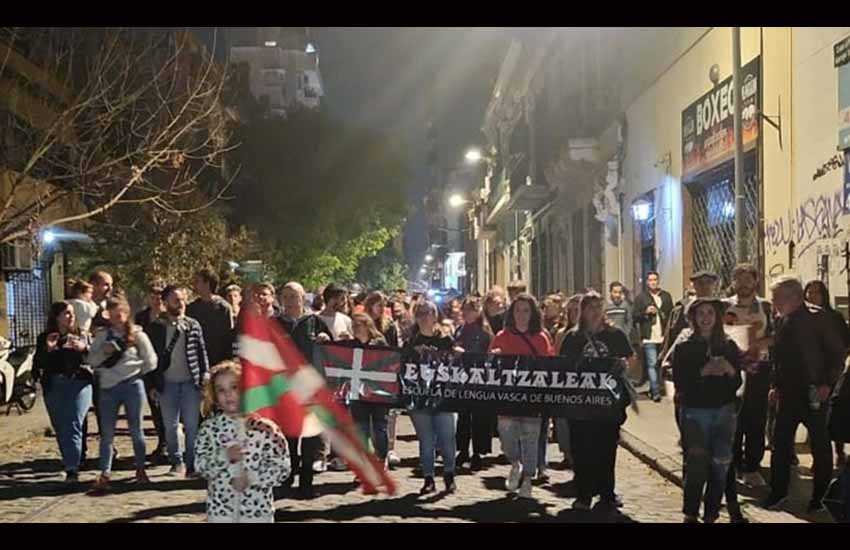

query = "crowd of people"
[29,265,850,523]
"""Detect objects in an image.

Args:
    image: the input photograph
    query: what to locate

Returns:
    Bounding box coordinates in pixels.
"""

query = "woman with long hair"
[490,293,554,499]
[364,292,400,347]
[404,301,457,495]
[453,296,494,471]
[87,296,158,494]
[804,280,850,470]
[33,302,92,483]
[668,298,742,523]
[560,292,635,515]
[553,293,582,467]
[347,312,391,489]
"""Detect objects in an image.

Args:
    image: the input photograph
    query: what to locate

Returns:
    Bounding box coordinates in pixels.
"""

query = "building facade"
[229,27,323,118]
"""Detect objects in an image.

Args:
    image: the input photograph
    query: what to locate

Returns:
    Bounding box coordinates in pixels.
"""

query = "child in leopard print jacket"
[195,361,290,523]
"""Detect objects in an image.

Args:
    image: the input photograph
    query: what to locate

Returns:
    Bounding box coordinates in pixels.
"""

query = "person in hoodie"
[187,268,234,367]
[87,296,158,494]
[275,281,331,499]
[667,297,742,523]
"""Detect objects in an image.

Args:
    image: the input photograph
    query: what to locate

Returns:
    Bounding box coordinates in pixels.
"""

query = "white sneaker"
[742,471,766,488]
[312,460,326,473]
[507,462,522,492]
[387,451,401,467]
[518,477,533,499]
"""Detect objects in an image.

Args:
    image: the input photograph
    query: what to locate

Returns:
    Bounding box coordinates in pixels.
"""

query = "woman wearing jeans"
[404,301,457,495]
[87,297,158,494]
[33,302,93,483]
[490,293,554,499]
[668,297,742,523]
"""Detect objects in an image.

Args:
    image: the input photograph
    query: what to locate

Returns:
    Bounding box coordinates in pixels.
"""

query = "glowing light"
[449,194,467,208]
[631,200,652,222]
[42,230,56,244]
[306,43,316,54]
[464,149,483,164]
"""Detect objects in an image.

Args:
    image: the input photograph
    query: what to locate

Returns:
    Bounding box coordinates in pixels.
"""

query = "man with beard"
[187,268,234,367]
[148,286,210,478]
[634,272,674,402]
[317,283,353,341]
[135,281,167,462]
[89,271,114,330]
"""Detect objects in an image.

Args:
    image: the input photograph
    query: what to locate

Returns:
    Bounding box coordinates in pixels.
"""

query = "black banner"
[397,353,630,421]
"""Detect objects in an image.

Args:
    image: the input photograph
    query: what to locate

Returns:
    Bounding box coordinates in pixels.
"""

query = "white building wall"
[618,27,777,300]
[764,28,850,299]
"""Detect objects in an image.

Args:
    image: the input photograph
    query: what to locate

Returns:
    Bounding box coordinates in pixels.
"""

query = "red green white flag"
[238,310,397,495]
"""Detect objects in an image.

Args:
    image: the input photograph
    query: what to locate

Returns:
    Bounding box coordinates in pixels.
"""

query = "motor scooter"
[0,336,37,415]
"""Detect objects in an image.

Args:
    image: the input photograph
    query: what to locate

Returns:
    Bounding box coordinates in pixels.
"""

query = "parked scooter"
[0,337,37,415]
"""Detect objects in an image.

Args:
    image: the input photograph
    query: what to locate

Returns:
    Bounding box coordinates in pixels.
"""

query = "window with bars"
[688,155,759,290]
[5,261,52,349]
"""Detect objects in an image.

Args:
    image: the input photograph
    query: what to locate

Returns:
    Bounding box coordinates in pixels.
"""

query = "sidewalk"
[0,391,51,451]
[619,395,826,523]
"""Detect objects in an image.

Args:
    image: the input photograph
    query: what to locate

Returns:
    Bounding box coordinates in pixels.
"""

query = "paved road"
[0,409,818,523]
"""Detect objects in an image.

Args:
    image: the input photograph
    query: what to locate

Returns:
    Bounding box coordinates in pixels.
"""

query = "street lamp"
[464,148,483,164]
[631,198,653,222]
[424,254,434,263]
[448,194,470,208]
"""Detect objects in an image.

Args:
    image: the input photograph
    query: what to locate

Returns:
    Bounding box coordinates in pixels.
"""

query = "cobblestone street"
[0,405,819,524]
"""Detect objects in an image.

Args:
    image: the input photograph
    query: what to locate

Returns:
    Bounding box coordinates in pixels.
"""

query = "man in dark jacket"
[187,268,234,367]
[605,281,633,337]
[765,276,844,512]
[276,281,332,499]
[135,281,167,461]
[148,285,210,478]
[633,271,674,401]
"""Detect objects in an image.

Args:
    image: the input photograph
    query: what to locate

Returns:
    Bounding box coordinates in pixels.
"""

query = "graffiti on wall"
[765,189,848,260]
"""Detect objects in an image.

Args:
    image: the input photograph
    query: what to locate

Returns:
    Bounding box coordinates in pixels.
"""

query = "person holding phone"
[87,296,158,494]
[33,302,92,483]
[668,297,742,523]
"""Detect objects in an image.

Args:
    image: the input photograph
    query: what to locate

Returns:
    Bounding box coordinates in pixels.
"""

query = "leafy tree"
[231,108,411,289]
[355,243,409,292]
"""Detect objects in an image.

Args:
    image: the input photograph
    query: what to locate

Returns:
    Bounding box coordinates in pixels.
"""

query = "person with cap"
[661,270,719,367]
[666,296,742,523]
[721,263,776,489]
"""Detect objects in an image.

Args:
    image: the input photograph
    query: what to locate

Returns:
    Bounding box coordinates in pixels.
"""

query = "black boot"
[419,476,436,495]
[444,473,457,494]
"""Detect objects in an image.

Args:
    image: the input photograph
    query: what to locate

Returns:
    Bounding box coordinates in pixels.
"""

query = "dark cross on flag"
[316,344,401,404]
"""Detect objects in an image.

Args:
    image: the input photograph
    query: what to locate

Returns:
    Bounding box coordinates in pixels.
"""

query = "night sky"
[312,28,511,271]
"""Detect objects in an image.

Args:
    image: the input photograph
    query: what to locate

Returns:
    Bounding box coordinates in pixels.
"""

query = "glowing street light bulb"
[464,149,483,164]
[425,254,434,263]
[448,194,467,208]
[42,230,56,244]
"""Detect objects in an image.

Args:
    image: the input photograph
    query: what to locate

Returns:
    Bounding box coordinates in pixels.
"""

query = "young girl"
[667,297,742,523]
[489,293,554,500]
[87,297,157,494]
[195,361,291,523]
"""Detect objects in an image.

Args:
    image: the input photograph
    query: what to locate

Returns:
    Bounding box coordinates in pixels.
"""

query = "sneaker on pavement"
[167,464,186,477]
[87,474,111,496]
[507,462,523,492]
[185,469,202,479]
[762,493,789,511]
[135,468,151,484]
[312,460,327,473]
[535,470,550,485]
[64,471,79,484]
[683,514,699,524]
[387,451,401,467]
[419,476,436,496]
[470,454,483,471]
[742,471,767,488]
